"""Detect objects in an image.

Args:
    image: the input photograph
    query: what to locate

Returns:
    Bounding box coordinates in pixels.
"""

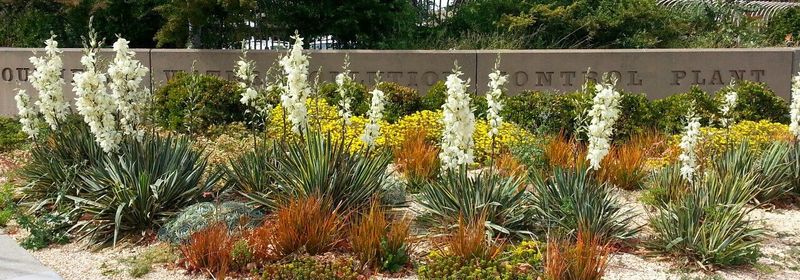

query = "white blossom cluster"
[361,86,386,148]
[278,34,311,135]
[486,66,507,138]
[585,79,622,170]
[335,58,354,127]
[790,74,800,140]
[14,89,40,139]
[73,39,121,153]
[107,38,149,137]
[29,36,69,129]
[679,112,702,182]
[439,66,475,170]
[719,82,738,128]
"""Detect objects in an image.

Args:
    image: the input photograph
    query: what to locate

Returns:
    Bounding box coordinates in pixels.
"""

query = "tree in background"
[154,0,257,48]
[258,0,418,49]
[0,0,166,48]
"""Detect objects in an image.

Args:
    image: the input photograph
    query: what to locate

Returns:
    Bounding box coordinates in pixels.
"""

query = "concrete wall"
[1,48,797,116]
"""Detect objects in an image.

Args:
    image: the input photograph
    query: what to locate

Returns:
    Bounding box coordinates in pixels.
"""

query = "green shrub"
[71,133,221,245]
[417,169,533,237]
[501,90,589,135]
[16,211,72,250]
[714,80,789,124]
[647,168,763,267]
[158,201,263,244]
[318,81,369,116]
[261,257,362,280]
[153,72,246,133]
[421,81,447,111]
[652,86,717,133]
[0,116,26,151]
[378,82,422,123]
[19,118,105,213]
[508,138,547,172]
[616,92,658,140]
[253,132,391,211]
[529,167,638,243]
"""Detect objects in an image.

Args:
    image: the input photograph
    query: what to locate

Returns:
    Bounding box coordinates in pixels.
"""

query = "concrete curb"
[0,234,62,280]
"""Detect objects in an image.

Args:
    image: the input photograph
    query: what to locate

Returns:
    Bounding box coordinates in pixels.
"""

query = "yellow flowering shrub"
[667,120,792,162]
[263,99,534,162]
[266,99,389,153]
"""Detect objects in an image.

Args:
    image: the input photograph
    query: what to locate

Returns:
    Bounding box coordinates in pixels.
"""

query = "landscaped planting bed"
[4,33,800,280]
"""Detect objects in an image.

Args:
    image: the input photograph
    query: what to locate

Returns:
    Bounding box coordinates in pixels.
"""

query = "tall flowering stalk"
[335,56,354,129]
[15,89,40,139]
[585,76,622,170]
[235,49,275,131]
[719,80,738,128]
[486,58,507,162]
[439,63,475,170]
[73,32,121,153]
[278,32,311,136]
[29,35,69,129]
[107,37,149,137]
[362,73,385,149]
[679,108,702,183]
[790,74,800,140]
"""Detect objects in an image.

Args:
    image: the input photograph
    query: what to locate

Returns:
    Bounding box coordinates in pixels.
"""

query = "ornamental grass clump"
[648,148,764,268]
[545,231,612,280]
[179,223,234,279]
[348,200,412,272]
[393,128,439,191]
[597,141,647,190]
[270,197,344,256]
[417,169,533,237]
[529,167,638,243]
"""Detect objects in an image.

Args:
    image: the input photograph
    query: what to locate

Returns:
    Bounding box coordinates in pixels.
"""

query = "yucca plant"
[224,142,279,202]
[19,119,105,213]
[70,133,221,245]
[258,132,391,211]
[753,142,793,204]
[710,142,792,204]
[416,168,533,237]
[641,163,689,207]
[788,141,800,195]
[647,170,763,268]
[529,167,638,243]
